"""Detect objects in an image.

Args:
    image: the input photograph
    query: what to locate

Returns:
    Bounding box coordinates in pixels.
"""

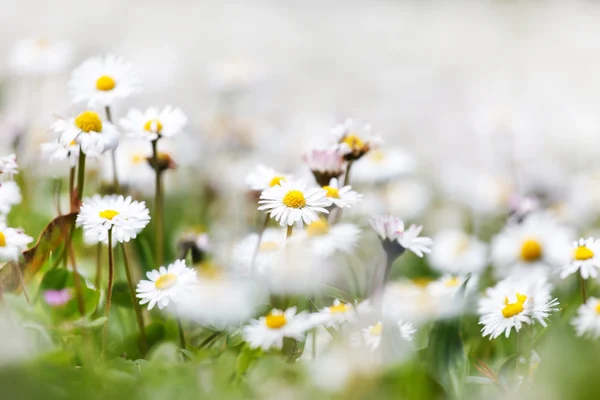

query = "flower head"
[52,111,119,157]
[430,229,488,275]
[0,154,18,176]
[246,165,291,192]
[43,289,71,307]
[242,307,310,350]
[322,178,362,209]
[294,219,360,258]
[9,36,72,76]
[331,119,383,161]
[310,299,357,328]
[302,148,345,186]
[572,297,600,339]
[0,222,33,261]
[560,238,600,280]
[119,106,187,141]
[0,181,22,215]
[136,260,198,310]
[370,215,433,258]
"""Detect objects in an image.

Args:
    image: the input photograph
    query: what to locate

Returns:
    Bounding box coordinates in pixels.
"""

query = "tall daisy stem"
[68,166,75,211]
[105,106,120,192]
[102,229,115,359]
[286,225,293,238]
[121,243,148,353]
[334,161,354,224]
[176,314,187,350]
[580,275,588,304]
[152,139,164,266]
[249,214,270,276]
[76,151,86,202]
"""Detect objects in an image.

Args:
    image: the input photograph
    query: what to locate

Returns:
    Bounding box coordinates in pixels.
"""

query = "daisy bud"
[302,148,345,187]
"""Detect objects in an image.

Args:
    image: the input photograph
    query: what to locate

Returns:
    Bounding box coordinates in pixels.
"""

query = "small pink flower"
[44,289,71,307]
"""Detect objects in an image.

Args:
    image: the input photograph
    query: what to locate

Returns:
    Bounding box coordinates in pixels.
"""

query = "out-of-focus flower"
[361,321,383,350]
[9,36,72,76]
[69,55,140,107]
[177,228,211,264]
[572,297,600,339]
[302,148,345,187]
[322,177,362,208]
[0,181,22,215]
[429,229,488,275]
[52,111,119,157]
[0,222,32,261]
[0,154,18,177]
[233,228,285,276]
[293,219,360,258]
[76,194,150,244]
[207,58,261,94]
[119,106,187,142]
[427,274,478,298]
[352,147,415,184]
[258,179,332,226]
[245,165,290,192]
[43,289,71,307]
[381,179,431,220]
[310,299,357,328]
[370,215,433,258]
[478,275,559,340]
[398,320,417,341]
[331,119,383,161]
[560,238,600,280]
[41,140,80,168]
[243,307,310,351]
[136,259,198,311]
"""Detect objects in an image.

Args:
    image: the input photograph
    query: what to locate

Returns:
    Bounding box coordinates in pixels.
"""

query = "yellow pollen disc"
[259,241,279,252]
[154,273,177,290]
[323,185,340,198]
[342,134,365,150]
[144,119,163,132]
[265,313,287,329]
[520,239,542,262]
[282,190,306,209]
[75,111,103,133]
[412,277,433,287]
[307,219,330,237]
[96,75,116,91]
[99,209,119,220]
[574,246,594,261]
[0,231,6,247]
[131,154,145,164]
[502,293,527,318]
[595,303,600,314]
[369,322,383,336]
[370,150,385,163]
[269,176,285,187]
[329,302,350,314]
[444,277,460,288]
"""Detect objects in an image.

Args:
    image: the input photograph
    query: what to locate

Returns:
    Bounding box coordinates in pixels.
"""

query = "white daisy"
[361,321,384,351]
[136,259,198,310]
[246,165,290,192]
[0,222,33,261]
[76,194,151,244]
[310,299,357,328]
[398,320,417,341]
[560,238,600,280]
[293,219,360,258]
[302,148,345,186]
[69,55,140,107]
[51,111,119,157]
[491,212,572,278]
[322,178,362,208]
[572,297,600,339]
[331,118,383,161]
[429,229,488,275]
[9,36,72,76]
[352,147,416,184]
[478,275,559,340]
[243,307,310,351]
[233,228,286,276]
[41,140,80,168]
[119,106,187,142]
[0,154,18,176]
[369,215,433,257]
[427,274,478,298]
[258,179,332,226]
[382,179,432,221]
[0,181,22,214]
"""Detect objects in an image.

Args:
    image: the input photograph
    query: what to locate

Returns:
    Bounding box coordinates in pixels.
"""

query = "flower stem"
[76,150,86,202]
[102,229,115,359]
[286,225,293,238]
[152,139,164,266]
[68,166,75,211]
[581,274,588,304]
[250,214,270,277]
[121,243,148,354]
[105,106,120,192]
[177,316,186,350]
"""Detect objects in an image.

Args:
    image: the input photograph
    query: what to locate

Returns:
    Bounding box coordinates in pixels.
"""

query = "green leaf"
[111,282,133,308]
[426,319,467,399]
[235,345,262,382]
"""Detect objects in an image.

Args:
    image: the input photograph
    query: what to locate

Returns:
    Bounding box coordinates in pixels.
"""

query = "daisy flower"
[427,274,478,298]
[0,222,33,261]
[322,177,362,208]
[41,140,80,167]
[243,307,310,351]
[572,297,600,339]
[233,228,286,276]
[294,219,360,258]
[119,106,187,141]
[331,118,383,161]
[310,299,357,328]
[560,238,600,279]
[258,179,332,226]
[0,154,18,176]
[370,215,433,257]
[76,194,151,244]
[478,275,559,339]
[0,181,22,214]
[361,321,383,351]
[69,55,140,107]
[398,320,417,341]
[302,148,345,187]
[136,259,198,310]
[352,147,416,184]
[246,165,290,192]
[429,229,488,275]
[51,111,119,157]
[9,36,72,76]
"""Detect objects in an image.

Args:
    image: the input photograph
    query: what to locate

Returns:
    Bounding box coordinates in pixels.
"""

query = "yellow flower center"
[259,241,279,252]
[369,322,383,336]
[154,273,178,290]
[96,75,116,91]
[131,154,145,164]
[595,303,600,314]
[265,313,287,329]
[75,111,103,133]
[99,209,119,220]
[0,231,6,247]
[269,176,285,187]
[342,134,365,150]
[329,302,350,314]
[574,246,594,261]
[282,190,306,209]
[502,293,528,318]
[323,185,340,198]
[444,277,460,288]
[520,239,542,262]
[144,119,163,133]
[412,277,433,287]
[307,219,330,237]
[370,150,385,163]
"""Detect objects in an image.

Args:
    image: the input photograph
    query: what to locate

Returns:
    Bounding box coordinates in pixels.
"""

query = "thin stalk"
[68,166,75,211]
[102,229,115,359]
[177,316,186,350]
[334,161,354,224]
[76,151,86,202]
[105,106,120,192]
[121,243,148,353]
[93,242,102,317]
[286,225,293,238]
[152,139,164,266]
[250,214,270,277]
[581,275,588,304]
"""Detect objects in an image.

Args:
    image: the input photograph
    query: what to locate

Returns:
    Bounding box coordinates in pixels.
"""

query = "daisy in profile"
[119,106,187,141]
[76,194,151,244]
[293,218,360,258]
[41,139,80,167]
[429,229,488,275]
[478,275,559,339]
[52,111,119,157]
[9,36,72,76]
[322,178,362,208]
[69,55,140,107]
[246,165,290,192]
[0,181,22,215]
[302,148,345,187]
[233,228,285,276]
[0,222,33,261]
[243,307,310,351]
[352,147,416,184]
[370,215,433,258]
[258,179,332,226]
[560,238,600,279]
[136,259,198,310]
[310,299,357,328]
[572,297,600,339]
[331,118,383,161]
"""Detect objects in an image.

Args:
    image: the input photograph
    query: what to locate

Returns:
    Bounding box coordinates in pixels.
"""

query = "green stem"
[76,151,86,202]
[68,166,75,211]
[121,243,148,353]
[286,225,293,238]
[102,229,115,359]
[177,316,186,350]
[581,275,588,304]
[152,139,164,266]
[105,106,120,192]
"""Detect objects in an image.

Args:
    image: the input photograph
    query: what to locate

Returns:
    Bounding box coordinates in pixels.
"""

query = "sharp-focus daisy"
[294,219,360,258]
[491,212,572,278]
[560,238,600,280]
[233,228,286,276]
[76,195,151,244]
[352,147,416,184]
[572,297,600,339]
[0,181,22,214]
[9,36,72,76]
[41,139,80,168]
[258,179,332,226]
[310,299,357,328]
[322,177,362,208]
[243,307,310,351]
[0,154,18,177]
[429,229,488,275]
[69,55,140,107]
[136,259,198,310]
[119,106,187,141]
[52,111,119,157]
[302,148,345,187]
[370,215,433,257]
[246,165,290,192]
[331,118,383,161]
[0,222,33,261]
[478,275,559,339]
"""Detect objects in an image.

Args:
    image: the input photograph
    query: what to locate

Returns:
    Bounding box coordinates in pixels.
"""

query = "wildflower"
[243,307,310,350]
[136,260,198,311]
[293,219,360,258]
[310,299,357,328]
[302,148,345,186]
[560,238,600,279]
[0,154,18,176]
[51,111,119,157]
[233,228,286,276]
[0,222,33,261]
[572,297,600,339]
[370,215,433,258]
[41,140,80,167]
[43,289,71,307]
[429,229,488,275]
[246,165,290,192]
[9,36,72,76]
[322,178,362,208]
[0,181,22,214]
[119,106,187,142]
[352,147,415,184]
[331,118,383,161]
